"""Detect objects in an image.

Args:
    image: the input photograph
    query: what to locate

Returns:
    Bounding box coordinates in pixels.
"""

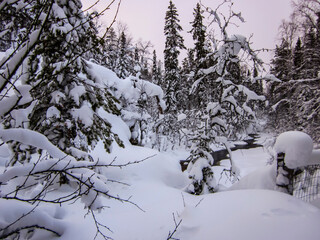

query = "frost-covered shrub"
[186,153,216,195]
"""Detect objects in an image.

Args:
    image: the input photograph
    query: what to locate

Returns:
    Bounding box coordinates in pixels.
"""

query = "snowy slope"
[55,144,320,240]
[55,128,320,240]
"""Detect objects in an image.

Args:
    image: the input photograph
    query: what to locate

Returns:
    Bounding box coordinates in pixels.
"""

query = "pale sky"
[83,0,293,65]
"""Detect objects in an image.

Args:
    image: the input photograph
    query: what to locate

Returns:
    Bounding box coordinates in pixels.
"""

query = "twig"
[167,213,182,240]
[91,209,113,240]
[195,198,204,208]
[181,192,186,208]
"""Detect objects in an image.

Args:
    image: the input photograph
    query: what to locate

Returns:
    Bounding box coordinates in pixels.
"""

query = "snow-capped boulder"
[274,131,314,168]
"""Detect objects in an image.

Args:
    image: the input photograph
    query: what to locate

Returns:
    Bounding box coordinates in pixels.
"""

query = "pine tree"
[190,3,207,67]
[270,39,292,81]
[2,0,123,163]
[163,0,185,112]
[151,50,161,84]
[292,37,303,79]
[101,27,118,72]
[116,31,132,79]
[301,26,318,78]
[188,3,215,109]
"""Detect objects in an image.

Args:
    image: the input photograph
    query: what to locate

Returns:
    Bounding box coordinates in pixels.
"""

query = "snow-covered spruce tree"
[152,50,161,85]
[186,1,266,195]
[190,3,208,67]
[180,48,196,110]
[163,0,185,112]
[0,1,142,238]
[188,2,218,110]
[301,26,319,78]
[152,0,186,151]
[115,31,133,79]
[99,27,118,72]
[1,0,123,163]
[270,39,292,81]
[292,37,303,79]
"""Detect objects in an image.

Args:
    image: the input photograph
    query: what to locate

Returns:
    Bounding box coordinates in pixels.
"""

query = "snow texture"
[275,131,315,168]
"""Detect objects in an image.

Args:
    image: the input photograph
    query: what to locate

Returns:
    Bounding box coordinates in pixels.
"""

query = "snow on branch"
[0,128,152,239]
[0,128,67,159]
[0,199,65,239]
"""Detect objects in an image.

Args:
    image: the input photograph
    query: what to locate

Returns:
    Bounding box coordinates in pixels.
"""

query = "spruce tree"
[292,37,303,79]
[116,31,132,79]
[301,26,318,78]
[190,3,207,66]
[2,0,123,163]
[270,39,292,81]
[101,27,118,72]
[188,3,214,109]
[152,50,161,85]
[163,0,185,112]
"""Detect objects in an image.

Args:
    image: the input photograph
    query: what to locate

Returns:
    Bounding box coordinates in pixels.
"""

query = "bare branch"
[167,213,182,240]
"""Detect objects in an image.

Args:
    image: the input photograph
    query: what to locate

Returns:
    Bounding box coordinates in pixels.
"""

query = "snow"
[46,106,60,119]
[176,189,320,240]
[1,49,320,238]
[275,131,314,168]
[0,128,66,159]
[177,113,187,121]
[0,199,66,238]
[60,149,320,240]
[71,101,94,128]
[87,61,165,105]
[1,127,320,239]
[69,85,86,106]
[41,141,319,240]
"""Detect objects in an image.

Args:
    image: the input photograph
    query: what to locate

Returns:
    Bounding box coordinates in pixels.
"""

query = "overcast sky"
[83,0,293,65]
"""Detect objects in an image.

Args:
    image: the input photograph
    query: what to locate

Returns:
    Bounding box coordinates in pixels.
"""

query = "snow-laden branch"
[0,128,67,159]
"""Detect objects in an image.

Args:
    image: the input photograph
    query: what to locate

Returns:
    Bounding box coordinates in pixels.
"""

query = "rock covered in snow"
[275,131,314,168]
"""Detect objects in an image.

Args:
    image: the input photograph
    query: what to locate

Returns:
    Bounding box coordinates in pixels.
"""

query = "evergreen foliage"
[302,27,318,78]
[1,0,123,163]
[268,0,320,144]
[188,3,216,109]
[163,0,185,112]
[270,39,292,81]
[152,50,161,85]
[184,2,266,195]
[292,37,303,79]
[190,3,207,65]
[115,31,132,79]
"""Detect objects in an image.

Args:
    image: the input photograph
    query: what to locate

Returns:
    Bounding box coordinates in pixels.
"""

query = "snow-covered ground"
[46,139,320,240]
[1,123,320,239]
[1,112,320,240]
[1,56,320,239]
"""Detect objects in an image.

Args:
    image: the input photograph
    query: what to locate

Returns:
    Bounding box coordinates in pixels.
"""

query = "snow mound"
[229,164,277,191]
[176,190,320,240]
[275,131,314,168]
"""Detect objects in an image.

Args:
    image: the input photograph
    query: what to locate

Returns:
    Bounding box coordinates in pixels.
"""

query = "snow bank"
[176,190,320,240]
[229,164,277,190]
[275,131,314,168]
[0,199,66,238]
